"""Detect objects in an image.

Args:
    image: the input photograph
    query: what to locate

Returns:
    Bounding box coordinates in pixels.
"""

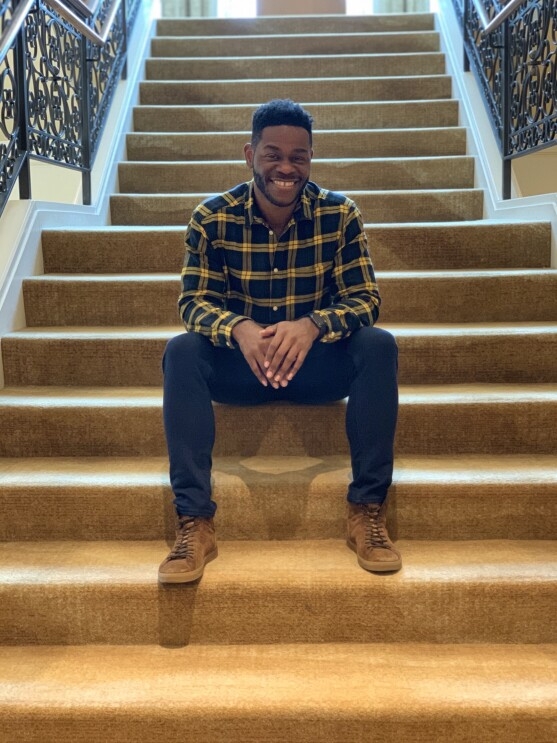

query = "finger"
[273,346,302,383]
[259,325,277,338]
[245,354,268,386]
[285,347,309,381]
[265,339,290,378]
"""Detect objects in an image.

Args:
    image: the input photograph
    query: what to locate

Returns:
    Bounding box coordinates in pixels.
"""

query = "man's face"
[244,125,313,211]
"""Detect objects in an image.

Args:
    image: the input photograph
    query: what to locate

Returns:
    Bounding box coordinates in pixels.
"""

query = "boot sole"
[158,547,218,584]
[346,539,402,573]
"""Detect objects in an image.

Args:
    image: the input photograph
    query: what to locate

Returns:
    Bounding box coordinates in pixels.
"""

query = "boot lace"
[361,504,389,548]
[168,516,197,561]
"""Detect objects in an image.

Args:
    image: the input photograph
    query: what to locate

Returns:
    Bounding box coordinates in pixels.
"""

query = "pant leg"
[162,332,276,517]
[284,326,399,505]
[344,327,399,505]
[163,326,398,516]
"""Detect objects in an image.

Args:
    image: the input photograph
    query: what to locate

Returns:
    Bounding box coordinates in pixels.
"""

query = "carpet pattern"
[0,10,556,742]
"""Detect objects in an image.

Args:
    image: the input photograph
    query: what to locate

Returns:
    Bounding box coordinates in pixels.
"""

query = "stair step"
[152,30,440,57]
[41,222,552,273]
[0,539,555,644]
[4,323,557,386]
[5,642,554,742]
[126,128,467,161]
[21,270,557,326]
[155,13,436,36]
[139,76,452,106]
[0,454,555,541]
[109,190,484,225]
[133,100,460,132]
[117,157,475,193]
[0,385,555,456]
[145,52,446,80]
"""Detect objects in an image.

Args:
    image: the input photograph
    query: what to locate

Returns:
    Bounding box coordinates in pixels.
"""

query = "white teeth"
[273,180,296,188]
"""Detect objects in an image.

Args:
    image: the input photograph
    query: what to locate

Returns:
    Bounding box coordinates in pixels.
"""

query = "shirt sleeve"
[312,203,381,343]
[178,210,248,348]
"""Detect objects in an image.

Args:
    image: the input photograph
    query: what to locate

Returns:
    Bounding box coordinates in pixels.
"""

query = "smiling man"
[159,99,400,583]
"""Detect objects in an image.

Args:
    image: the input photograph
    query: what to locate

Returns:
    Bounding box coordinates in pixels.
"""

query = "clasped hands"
[232,317,320,388]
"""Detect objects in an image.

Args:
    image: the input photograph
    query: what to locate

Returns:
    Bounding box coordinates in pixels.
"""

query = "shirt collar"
[245,179,314,227]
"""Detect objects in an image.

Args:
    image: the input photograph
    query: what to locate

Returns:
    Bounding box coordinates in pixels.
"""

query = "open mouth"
[272,179,298,190]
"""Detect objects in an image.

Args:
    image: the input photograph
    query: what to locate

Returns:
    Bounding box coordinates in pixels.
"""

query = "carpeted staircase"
[1,11,556,741]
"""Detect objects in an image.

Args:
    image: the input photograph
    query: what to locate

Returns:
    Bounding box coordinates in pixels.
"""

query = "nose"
[276,159,297,176]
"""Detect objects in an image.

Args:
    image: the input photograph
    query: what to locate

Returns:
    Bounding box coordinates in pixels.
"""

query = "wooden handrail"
[471,0,525,34]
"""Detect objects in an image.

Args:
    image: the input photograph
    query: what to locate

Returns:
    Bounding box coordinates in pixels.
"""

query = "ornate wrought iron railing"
[452,0,557,198]
[0,0,141,216]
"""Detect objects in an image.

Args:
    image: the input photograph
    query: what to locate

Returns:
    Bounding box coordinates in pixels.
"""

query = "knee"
[348,326,398,367]
[163,332,209,373]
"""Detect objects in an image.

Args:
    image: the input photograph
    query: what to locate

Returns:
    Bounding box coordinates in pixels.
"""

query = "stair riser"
[110,191,483,225]
[22,274,557,326]
[156,15,435,36]
[126,129,467,161]
[1,712,552,743]
[41,223,552,273]
[0,400,555,456]
[117,158,475,193]
[134,100,460,132]
[139,77,452,106]
[0,477,555,541]
[0,577,553,644]
[152,32,440,57]
[4,333,557,386]
[145,54,446,81]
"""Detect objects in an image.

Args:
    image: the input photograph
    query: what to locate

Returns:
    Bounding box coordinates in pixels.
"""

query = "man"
[159,99,400,584]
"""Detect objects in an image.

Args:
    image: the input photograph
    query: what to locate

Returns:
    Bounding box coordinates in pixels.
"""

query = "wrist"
[231,318,255,342]
[306,312,328,340]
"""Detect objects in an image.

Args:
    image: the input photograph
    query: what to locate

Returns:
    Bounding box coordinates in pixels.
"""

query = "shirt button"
[273,267,278,273]
[273,306,278,311]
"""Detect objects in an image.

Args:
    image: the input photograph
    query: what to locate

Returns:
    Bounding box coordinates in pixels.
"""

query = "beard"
[253,169,308,208]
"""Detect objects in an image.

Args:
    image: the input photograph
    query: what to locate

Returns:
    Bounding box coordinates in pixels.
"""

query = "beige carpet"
[0,10,556,742]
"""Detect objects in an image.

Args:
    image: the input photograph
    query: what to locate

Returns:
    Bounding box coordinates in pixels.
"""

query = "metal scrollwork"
[457,0,557,160]
[461,0,505,139]
[507,0,557,156]
[0,0,141,215]
[1,0,13,33]
[26,1,84,166]
[0,60,20,194]
[1,1,21,199]
[88,0,127,153]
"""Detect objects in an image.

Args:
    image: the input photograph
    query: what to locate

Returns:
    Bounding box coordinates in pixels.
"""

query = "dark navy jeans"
[162,326,399,517]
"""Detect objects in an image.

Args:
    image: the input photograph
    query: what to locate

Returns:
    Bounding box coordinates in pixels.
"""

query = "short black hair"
[251,99,313,147]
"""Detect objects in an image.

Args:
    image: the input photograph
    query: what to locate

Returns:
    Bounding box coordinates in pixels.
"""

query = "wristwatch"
[308,312,328,339]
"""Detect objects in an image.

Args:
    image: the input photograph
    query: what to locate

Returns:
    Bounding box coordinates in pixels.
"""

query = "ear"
[244,142,254,168]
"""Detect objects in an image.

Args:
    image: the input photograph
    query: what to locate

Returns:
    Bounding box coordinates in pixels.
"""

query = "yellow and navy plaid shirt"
[179,180,381,348]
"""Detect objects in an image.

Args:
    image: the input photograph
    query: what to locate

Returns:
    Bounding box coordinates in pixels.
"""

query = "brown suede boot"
[347,502,402,573]
[158,515,218,584]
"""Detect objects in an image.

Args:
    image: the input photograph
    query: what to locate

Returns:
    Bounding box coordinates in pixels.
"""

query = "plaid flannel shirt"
[179,180,381,348]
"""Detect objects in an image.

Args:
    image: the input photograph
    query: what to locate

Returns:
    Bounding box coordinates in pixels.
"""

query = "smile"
[272,179,298,189]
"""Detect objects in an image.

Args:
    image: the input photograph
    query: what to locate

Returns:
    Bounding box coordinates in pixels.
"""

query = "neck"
[253,185,297,232]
